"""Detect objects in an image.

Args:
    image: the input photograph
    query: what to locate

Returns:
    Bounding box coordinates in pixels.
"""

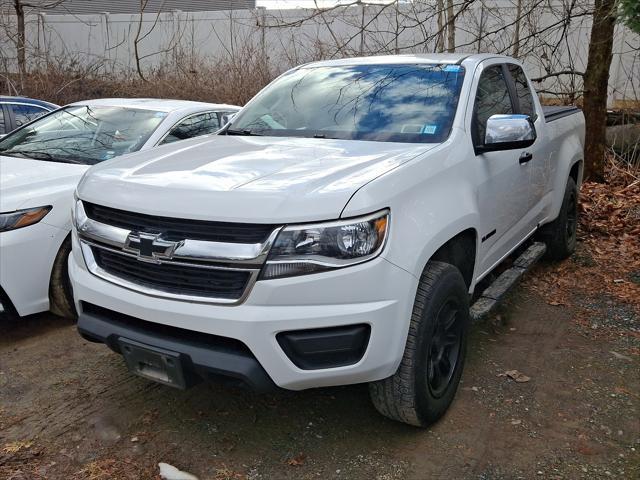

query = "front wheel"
[369,261,470,427]
[49,237,77,319]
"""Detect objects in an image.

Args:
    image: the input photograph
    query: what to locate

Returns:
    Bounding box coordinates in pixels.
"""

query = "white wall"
[1,3,638,106]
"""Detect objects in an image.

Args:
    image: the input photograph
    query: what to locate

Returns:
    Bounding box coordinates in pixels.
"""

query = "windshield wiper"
[225,128,263,136]
[1,149,86,164]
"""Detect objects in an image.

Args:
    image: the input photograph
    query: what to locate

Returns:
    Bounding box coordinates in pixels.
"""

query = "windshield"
[0,105,167,164]
[228,63,465,143]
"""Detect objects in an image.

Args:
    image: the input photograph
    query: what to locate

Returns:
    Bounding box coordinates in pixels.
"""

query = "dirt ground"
[1,237,639,480]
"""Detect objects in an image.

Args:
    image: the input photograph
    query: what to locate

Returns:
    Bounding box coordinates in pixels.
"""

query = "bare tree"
[10,0,64,75]
[583,0,617,182]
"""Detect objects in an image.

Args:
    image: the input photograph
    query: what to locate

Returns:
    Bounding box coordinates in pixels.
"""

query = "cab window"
[161,112,220,145]
[472,65,515,145]
[508,64,537,121]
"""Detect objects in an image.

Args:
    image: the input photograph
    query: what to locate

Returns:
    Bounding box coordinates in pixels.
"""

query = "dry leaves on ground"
[527,154,640,311]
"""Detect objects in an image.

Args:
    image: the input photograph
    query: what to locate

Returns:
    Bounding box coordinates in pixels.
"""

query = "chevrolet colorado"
[71,54,585,426]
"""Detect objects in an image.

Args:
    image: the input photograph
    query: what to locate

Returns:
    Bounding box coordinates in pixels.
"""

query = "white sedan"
[0,98,240,318]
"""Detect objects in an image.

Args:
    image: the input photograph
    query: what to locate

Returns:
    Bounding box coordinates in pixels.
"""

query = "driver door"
[472,62,535,277]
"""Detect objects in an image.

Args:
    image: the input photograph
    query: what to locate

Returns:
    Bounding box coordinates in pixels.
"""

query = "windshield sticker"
[422,125,437,134]
[444,65,461,72]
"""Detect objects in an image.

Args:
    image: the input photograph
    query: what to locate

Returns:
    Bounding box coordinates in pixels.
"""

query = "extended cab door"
[505,63,549,222]
[470,61,539,277]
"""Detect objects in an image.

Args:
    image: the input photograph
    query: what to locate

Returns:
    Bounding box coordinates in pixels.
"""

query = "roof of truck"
[303,53,512,68]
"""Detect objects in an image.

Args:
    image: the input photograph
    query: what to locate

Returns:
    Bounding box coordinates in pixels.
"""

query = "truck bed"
[542,105,581,123]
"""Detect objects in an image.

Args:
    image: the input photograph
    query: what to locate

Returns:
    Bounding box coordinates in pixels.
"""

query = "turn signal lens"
[0,206,52,232]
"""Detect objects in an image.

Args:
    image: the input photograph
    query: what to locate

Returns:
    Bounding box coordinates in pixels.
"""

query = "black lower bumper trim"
[78,302,276,392]
[277,324,371,370]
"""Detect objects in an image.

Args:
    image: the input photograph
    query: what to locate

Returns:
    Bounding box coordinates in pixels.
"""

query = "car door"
[471,62,537,277]
[506,63,548,222]
[158,111,221,145]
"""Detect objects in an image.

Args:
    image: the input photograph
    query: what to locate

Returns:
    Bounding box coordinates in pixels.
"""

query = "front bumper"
[70,237,417,390]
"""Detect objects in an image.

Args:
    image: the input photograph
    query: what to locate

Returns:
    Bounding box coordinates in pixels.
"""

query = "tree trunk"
[513,0,523,58]
[436,0,445,53]
[583,0,617,182]
[446,0,455,52]
[14,0,26,75]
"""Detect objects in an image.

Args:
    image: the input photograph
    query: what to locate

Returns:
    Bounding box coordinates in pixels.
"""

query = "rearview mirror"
[479,114,535,153]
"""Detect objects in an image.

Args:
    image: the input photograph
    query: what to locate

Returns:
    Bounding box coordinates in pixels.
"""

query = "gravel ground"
[1,264,639,480]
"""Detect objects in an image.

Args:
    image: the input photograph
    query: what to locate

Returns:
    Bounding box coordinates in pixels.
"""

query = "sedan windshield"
[228,63,465,143]
[0,105,167,164]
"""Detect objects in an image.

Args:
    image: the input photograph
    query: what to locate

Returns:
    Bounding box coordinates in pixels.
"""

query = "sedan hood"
[0,156,88,212]
[79,135,435,223]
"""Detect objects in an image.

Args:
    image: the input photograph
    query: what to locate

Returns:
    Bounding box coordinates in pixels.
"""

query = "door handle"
[519,152,533,164]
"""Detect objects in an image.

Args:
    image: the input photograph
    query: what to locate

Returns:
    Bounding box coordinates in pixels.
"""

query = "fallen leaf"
[3,441,33,454]
[287,453,306,466]
[499,370,531,383]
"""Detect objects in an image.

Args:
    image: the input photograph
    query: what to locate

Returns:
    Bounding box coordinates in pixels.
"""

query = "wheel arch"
[430,228,478,290]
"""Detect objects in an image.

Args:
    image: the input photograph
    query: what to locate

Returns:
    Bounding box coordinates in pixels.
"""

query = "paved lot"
[1,258,639,479]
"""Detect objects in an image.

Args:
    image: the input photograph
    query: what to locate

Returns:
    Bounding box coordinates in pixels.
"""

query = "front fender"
[342,138,480,285]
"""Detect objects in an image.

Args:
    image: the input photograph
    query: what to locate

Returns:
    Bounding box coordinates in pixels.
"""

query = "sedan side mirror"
[221,113,236,125]
[478,114,536,153]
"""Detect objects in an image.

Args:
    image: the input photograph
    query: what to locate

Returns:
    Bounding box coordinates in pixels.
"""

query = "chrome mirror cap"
[484,114,535,146]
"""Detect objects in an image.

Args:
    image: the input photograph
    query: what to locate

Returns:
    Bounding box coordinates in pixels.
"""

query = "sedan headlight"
[262,210,389,279]
[0,206,51,232]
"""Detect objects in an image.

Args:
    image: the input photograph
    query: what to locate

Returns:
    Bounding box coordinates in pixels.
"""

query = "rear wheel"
[369,261,469,427]
[539,176,578,261]
[49,237,77,319]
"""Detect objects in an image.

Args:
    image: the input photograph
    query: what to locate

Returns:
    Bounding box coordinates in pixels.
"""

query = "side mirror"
[221,113,236,125]
[478,114,535,153]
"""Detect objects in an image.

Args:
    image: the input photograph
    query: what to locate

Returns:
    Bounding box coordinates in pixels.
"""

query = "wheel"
[49,237,77,319]
[369,261,470,427]
[538,176,578,261]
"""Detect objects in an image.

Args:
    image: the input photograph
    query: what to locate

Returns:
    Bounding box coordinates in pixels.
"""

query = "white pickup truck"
[71,54,585,426]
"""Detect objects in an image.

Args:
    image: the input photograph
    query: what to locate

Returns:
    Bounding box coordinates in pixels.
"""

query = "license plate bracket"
[118,338,187,389]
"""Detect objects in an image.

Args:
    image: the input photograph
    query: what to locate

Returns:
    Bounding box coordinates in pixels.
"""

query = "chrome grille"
[83,202,276,243]
[76,201,280,304]
[92,247,251,299]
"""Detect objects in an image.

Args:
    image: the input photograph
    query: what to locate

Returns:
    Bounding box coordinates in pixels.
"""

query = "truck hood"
[0,155,88,212]
[79,135,435,223]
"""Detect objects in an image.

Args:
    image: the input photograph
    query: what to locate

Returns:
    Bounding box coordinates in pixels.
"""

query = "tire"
[49,237,77,319]
[538,176,578,261]
[369,261,470,427]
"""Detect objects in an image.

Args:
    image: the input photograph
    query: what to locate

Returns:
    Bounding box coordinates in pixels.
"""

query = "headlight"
[262,210,389,279]
[0,206,51,232]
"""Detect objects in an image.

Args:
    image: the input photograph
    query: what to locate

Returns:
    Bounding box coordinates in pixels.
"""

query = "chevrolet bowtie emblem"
[123,232,181,263]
